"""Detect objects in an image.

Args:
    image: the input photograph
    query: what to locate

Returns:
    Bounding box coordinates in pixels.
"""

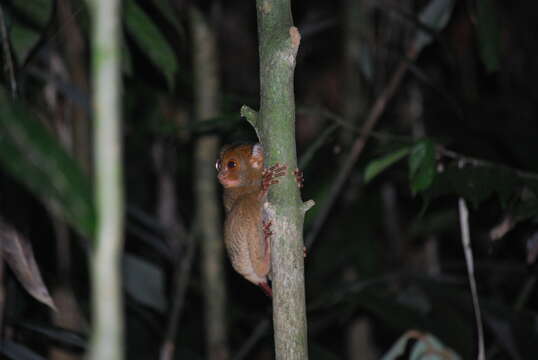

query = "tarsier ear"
[250,143,264,168]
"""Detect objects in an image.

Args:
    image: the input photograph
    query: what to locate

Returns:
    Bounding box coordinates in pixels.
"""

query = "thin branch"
[0,245,4,335]
[305,45,418,249]
[160,231,197,360]
[440,148,538,182]
[233,318,271,360]
[458,197,485,360]
[298,108,538,184]
[0,4,17,97]
[514,275,536,311]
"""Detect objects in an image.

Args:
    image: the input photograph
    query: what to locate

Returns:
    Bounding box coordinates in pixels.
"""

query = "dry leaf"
[0,219,56,310]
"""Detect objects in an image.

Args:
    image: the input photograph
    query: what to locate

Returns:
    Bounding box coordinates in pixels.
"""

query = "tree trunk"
[190,6,229,360]
[243,1,311,359]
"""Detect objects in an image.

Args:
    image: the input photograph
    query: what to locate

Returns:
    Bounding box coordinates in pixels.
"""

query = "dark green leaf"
[422,164,521,209]
[409,139,436,194]
[124,0,177,88]
[364,147,410,183]
[9,23,41,64]
[4,0,53,63]
[17,323,86,349]
[121,33,134,76]
[0,90,95,238]
[8,0,52,27]
[0,340,47,360]
[152,0,185,36]
[477,0,501,72]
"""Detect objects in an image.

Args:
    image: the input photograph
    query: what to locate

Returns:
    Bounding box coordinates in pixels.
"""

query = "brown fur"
[217,143,272,292]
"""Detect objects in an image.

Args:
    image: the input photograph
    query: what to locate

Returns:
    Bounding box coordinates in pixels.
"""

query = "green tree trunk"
[243,1,312,359]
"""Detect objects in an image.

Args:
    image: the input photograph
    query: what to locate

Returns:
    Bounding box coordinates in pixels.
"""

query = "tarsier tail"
[259,282,273,297]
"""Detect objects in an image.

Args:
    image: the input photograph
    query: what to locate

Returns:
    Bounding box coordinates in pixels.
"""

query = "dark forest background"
[1,0,538,359]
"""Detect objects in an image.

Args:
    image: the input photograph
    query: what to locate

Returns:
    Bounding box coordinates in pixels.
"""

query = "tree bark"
[243,1,311,359]
[190,6,229,360]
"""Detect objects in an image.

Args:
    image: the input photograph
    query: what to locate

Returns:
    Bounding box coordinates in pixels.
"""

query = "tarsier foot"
[294,168,304,188]
[262,220,273,240]
[261,163,288,195]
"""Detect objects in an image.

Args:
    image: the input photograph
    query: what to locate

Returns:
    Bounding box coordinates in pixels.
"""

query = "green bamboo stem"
[190,6,230,360]
[87,0,124,358]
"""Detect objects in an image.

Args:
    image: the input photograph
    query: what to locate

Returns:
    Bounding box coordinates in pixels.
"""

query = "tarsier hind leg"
[257,220,273,297]
[249,219,272,278]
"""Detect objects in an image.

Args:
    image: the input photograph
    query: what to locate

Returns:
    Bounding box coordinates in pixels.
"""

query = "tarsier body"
[216,143,287,297]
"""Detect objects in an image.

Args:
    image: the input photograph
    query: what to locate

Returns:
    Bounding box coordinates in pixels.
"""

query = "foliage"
[0,0,537,359]
[0,90,95,238]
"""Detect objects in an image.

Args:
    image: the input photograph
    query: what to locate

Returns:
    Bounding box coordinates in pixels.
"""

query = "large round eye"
[215,159,221,171]
[227,160,237,169]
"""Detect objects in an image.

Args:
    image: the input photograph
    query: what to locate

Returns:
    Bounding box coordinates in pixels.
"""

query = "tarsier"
[216,143,303,297]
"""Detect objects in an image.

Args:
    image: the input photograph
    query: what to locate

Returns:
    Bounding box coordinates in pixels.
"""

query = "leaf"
[152,0,185,36]
[413,0,456,53]
[121,33,134,76]
[364,147,410,183]
[408,139,436,195]
[0,90,95,238]
[17,322,86,350]
[422,164,521,209]
[123,254,167,312]
[0,219,56,310]
[477,0,501,72]
[7,0,53,27]
[0,340,47,360]
[9,22,41,64]
[124,0,177,88]
[381,330,461,360]
[3,0,53,64]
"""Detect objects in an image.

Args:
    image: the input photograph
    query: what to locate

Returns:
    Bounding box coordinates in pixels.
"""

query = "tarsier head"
[216,143,264,188]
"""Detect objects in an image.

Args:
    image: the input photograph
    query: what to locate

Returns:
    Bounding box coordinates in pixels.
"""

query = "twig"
[305,45,418,248]
[0,4,17,97]
[513,275,536,311]
[440,148,538,182]
[296,110,538,184]
[160,231,197,360]
[0,245,4,335]
[125,223,171,261]
[233,318,271,360]
[298,123,339,169]
[458,197,485,360]
[298,107,409,143]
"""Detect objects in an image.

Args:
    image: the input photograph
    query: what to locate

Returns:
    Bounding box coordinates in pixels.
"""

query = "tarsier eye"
[215,159,221,171]
[227,160,237,169]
